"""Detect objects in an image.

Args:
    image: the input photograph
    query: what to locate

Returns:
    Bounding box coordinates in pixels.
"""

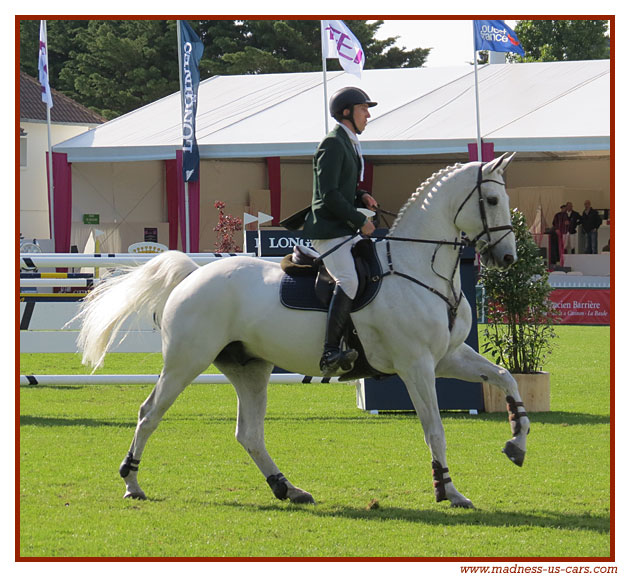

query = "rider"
[303,87,378,377]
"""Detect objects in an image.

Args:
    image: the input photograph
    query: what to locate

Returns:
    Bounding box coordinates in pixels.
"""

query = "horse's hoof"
[503,440,526,467]
[123,490,147,500]
[450,498,475,509]
[289,490,316,505]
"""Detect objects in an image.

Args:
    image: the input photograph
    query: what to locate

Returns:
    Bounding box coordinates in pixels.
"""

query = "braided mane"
[390,163,463,231]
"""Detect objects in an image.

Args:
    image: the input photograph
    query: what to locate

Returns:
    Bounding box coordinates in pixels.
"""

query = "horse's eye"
[487,197,498,206]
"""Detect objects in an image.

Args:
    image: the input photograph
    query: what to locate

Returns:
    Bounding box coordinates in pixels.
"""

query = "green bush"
[479,208,557,373]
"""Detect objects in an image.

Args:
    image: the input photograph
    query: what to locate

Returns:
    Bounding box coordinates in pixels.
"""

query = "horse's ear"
[485,152,516,175]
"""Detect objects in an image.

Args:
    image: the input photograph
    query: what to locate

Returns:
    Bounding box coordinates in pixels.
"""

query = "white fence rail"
[19,253,353,386]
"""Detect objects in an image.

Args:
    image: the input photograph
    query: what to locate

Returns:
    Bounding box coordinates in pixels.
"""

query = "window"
[20,131,27,167]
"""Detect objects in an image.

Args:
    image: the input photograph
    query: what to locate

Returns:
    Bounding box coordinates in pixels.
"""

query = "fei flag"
[38,20,53,108]
[321,20,365,78]
[473,20,525,57]
[179,20,204,182]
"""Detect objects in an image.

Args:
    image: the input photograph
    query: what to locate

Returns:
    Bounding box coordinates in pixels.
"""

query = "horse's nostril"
[504,254,514,265]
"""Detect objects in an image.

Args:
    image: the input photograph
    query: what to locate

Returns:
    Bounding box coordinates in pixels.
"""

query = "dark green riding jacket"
[302,125,368,240]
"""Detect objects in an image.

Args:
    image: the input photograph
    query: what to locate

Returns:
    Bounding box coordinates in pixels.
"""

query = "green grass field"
[19,326,611,559]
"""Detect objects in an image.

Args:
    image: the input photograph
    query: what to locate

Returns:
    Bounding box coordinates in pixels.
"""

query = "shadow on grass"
[445,411,609,426]
[20,415,135,428]
[235,501,610,535]
[19,410,609,429]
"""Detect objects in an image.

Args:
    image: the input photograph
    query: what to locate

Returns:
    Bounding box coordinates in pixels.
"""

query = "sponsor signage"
[549,289,610,325]
[245,230,313,256]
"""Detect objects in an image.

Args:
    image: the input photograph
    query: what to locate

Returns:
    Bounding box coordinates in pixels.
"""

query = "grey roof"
[19,71,106,125]
[52,60,610,163]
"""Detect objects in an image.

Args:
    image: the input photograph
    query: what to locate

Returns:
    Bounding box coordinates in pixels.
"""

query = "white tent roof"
[54,60,610,163]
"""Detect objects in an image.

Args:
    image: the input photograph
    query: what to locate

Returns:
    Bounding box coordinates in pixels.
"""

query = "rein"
[372,163,514,330]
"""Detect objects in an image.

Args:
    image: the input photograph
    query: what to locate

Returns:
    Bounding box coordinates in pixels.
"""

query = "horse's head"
[455,153,518,269]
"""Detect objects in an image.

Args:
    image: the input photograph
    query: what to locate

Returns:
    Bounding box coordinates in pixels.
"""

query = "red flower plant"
[213,201,243,253]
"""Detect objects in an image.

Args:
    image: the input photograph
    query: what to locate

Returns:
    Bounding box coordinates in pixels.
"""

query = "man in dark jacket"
[303,87,378,376]
[580,200,602,253]
[565,202,580,254]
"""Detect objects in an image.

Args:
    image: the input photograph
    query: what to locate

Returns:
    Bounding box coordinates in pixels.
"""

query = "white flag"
[38,20,53,108]
[321,20,365,78]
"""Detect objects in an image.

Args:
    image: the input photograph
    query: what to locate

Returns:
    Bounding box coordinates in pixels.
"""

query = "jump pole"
[20,374,357,386]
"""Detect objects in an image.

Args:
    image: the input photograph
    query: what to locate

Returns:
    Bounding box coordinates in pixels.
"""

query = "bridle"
[453,164,514,256]
[372,163,515,329]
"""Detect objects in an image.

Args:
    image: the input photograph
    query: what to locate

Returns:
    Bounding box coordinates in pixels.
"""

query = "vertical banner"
[39,20,55,247]
[471,20,524,162]
[473,20,525,56]
[321,20,365,78]
[38,20,53,108]
[178,20,204,183]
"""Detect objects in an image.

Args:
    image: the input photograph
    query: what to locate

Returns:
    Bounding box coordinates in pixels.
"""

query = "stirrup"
[320,348,359,376]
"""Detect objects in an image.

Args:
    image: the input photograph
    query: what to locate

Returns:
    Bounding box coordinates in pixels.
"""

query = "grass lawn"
[18,326,611,559]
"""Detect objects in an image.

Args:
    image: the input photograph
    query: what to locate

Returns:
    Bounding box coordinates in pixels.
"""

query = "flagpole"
[321,21,329,134]
[472,21,483,162]
[176,20,191,253]
[42,20,55,249]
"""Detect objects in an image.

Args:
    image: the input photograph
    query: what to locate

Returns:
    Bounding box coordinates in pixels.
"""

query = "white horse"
[75,153,529,508]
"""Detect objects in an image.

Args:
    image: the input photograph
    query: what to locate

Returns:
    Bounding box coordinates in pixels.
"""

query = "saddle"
[279,239,392,381]
[279,238,382,313]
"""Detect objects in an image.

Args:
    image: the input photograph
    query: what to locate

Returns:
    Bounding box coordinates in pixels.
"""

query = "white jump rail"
[20,252,257,269]
[19,252,349,386]
[21,278,97,288]
[20,374,351,385]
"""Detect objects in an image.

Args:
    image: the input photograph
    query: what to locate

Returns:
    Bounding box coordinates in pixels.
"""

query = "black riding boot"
[320,285,359,377]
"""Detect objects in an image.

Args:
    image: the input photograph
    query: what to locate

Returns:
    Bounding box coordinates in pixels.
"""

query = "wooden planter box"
[483,372,550,413]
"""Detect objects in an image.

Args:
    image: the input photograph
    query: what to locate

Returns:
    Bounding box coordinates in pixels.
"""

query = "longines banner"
[549,289,610,325]
[245,230,314,256]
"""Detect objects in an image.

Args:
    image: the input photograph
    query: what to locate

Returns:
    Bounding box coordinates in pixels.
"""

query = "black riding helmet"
[329,87,377,134]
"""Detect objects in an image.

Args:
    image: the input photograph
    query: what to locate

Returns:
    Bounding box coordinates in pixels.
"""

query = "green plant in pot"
[479,208,558,411]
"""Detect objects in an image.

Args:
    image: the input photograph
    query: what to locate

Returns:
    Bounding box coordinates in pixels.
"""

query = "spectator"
[564,202,580,254]
[551,204,568,262]
[580,200,602,254]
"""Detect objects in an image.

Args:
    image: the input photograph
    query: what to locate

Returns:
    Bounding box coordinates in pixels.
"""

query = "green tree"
[58,20,180,119]
[479,209,557,374]
[511,19,609,62]
[20,19,430,119]
[19,19,90,92]
[205,20,429,74]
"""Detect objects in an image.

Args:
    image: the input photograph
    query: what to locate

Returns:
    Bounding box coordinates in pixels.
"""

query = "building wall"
[372,156,610,222]
[69,160,166,252]
[65,154,610,253]
[199,159,268,251]
[20,121,98,239]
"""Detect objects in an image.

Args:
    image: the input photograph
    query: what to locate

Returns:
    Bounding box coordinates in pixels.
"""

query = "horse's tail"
[73,251,199,371]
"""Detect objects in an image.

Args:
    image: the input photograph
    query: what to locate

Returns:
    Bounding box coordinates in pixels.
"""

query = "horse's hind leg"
[216,359,315,504]
[120,359,208,499]
[436,343,530,467]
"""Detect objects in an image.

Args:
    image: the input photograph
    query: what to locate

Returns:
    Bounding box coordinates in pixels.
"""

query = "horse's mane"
[390,163,464,231]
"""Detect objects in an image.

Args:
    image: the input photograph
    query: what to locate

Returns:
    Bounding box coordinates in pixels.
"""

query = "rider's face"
[352,103,371,133]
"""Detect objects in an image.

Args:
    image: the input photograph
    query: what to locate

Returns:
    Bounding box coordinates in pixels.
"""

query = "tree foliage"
[511,19,609,62]
[479,209,558,374]
[20,18,429,119]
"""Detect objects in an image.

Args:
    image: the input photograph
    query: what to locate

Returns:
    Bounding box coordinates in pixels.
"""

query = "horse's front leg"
[436,343,530,466]
[398,356,474,508]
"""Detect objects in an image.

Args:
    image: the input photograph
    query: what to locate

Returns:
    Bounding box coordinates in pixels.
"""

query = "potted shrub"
[479,208,558,412]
